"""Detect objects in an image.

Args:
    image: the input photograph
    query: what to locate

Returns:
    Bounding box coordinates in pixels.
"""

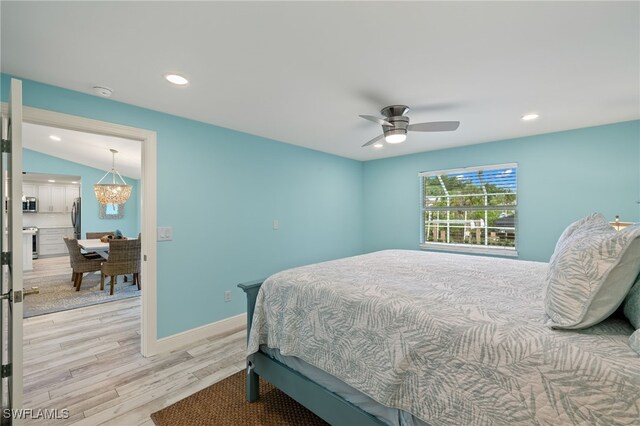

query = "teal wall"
[1,75,364,338]
[22,148,140,237]
[4,74,639,337]
[363,120,640,262]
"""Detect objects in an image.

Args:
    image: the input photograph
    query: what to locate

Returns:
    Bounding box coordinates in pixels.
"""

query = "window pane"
[423,210,516,247]
[425,193,517,209]
[421,164,517,251]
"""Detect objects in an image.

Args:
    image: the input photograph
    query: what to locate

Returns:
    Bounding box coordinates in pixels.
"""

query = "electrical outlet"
[224,291,232,302]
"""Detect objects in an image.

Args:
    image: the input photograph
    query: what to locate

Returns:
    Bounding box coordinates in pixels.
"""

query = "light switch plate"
[273,219,279,230]
[157,226,173,241]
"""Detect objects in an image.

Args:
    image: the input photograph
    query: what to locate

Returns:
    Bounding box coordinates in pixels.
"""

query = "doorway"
[3,104,159,357]
[21,123,142,318]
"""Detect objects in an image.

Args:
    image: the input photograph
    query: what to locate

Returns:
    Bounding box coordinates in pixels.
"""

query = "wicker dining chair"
[86,231,114,239]
[100,238,141,295]
[64,237,103,291]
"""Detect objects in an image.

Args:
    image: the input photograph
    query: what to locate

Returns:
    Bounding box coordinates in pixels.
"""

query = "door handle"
[0,287,38,303]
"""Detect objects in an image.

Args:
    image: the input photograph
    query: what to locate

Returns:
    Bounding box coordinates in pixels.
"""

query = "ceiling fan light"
[385,132,407,144]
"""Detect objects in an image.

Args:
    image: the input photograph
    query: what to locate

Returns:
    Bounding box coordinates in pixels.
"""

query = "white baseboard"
[152,313,246,354]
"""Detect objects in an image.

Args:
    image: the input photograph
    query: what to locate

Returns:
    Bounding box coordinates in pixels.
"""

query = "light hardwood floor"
[24,256,75,281]
[23,297,246,425]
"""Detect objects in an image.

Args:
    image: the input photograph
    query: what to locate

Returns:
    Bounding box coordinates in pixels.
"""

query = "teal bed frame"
[238,280,386,426]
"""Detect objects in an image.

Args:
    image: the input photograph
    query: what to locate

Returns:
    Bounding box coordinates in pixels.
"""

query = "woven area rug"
[151,371,328,426]
[24,272,140,318]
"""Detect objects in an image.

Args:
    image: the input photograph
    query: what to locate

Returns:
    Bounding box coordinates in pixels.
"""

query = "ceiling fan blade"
[407,121,460,132]
[361,134,384,147]
[359,115,393,127]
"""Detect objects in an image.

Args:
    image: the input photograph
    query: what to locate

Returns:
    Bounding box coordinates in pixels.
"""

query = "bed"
[239,249,640,425]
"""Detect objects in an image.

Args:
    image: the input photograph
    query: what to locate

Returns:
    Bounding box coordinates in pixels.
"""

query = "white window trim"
[420,242,519,257]
[419,162,518,178]
[419,162,518,257]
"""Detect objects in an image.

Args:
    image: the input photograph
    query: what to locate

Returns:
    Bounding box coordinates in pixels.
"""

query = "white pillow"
[551,212,603,256]
[544,214,640,329]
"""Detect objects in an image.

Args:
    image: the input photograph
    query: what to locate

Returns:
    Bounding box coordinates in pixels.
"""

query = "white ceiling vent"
[92,86,113,97]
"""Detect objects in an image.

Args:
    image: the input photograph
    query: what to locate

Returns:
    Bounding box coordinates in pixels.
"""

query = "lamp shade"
[94,183,132,205]
[94,148,132,205]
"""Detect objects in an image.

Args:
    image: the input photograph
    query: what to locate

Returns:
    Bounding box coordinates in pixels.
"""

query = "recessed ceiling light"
[373,142,384,149]
[164,74,189,86]
[71,181,78,184]
[521,113,539,121]
[49,135,61,141]
[47,179,55,183]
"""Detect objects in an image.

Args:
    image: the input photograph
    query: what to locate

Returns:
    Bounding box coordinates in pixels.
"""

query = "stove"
[23,227,38,259]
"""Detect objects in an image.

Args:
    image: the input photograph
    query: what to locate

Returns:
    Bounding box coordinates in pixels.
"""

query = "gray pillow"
[544,214,640,329]
[624,273,640,355]
[630,330,640,355]
[624,273,640,330]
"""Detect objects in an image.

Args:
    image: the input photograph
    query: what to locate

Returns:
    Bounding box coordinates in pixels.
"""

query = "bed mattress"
[248,250,640,425]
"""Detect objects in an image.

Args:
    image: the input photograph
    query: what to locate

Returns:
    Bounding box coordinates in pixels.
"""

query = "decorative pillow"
[551,212,604,260]
[544,214,640,329]
[630,330,640,355]
[624,273,640,330]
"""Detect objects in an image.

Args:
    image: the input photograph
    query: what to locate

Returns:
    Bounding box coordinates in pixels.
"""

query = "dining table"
[77,239,111,259]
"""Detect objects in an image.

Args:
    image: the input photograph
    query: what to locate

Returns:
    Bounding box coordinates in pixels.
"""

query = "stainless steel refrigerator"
[71,197,81,239]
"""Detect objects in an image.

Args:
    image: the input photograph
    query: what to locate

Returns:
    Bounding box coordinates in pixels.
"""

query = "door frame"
[2,78,25,420]
[1,103,159,357]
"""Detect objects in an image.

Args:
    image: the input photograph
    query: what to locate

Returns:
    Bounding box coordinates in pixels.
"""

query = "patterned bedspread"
[247,250,640,425]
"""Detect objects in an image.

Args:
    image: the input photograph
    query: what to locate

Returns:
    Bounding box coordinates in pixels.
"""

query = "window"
[419,163,518,256]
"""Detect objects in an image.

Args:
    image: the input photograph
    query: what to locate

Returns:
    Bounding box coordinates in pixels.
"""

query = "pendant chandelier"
[94,149,132,205]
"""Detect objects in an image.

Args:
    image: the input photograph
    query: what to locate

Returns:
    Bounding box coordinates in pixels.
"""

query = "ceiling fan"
[360,105,460,147]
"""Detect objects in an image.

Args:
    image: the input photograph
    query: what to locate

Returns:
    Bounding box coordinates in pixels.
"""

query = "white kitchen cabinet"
[51,186,65,212]
[25,182,80,213]
[23,183,37,198]
[38,227,74,256]
[38,185,58,213]
[64,185,80,213]
[37,185,52,212]
[37,184,70,213]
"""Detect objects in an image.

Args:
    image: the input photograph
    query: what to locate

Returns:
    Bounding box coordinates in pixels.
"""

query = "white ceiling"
[1,2,638,161]
[23,123,142,179]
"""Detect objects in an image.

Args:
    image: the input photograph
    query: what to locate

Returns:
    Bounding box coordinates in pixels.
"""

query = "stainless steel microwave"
[22,197,37,213]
